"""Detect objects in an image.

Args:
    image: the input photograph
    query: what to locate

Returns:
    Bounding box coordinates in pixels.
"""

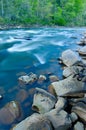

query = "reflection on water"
[0,27,86,130]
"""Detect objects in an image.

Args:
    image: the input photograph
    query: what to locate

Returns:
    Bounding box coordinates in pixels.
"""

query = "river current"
[0,27,86,130]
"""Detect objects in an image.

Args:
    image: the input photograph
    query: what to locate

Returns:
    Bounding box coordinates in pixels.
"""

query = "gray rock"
[55,97,67,111]
[11,113,53,130]
[45,110,72,130]
[78,46,86,56]
[61,49,79,66]
[72,102,86,124]
[49,76,85,97]
[32,88,56,114]
[0,101,21,124]
[38,75,46,83]
[70,112,78,123]
[74,122,84,130]
[49,75,59,82]
[18,72,37,84]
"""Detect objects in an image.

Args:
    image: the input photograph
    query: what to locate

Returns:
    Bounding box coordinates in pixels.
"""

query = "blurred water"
[0,27,86,130]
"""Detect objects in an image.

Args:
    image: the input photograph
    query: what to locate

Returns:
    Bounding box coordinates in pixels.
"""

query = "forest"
[0,0,86,26]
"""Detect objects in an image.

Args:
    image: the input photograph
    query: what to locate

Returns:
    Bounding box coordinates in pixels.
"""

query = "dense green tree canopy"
[0,0,86,26]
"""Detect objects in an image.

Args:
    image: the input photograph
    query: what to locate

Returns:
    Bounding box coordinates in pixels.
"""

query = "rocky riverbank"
[0,30,86,130]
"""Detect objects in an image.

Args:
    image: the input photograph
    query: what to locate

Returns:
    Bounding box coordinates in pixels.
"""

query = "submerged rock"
[45,110,72,130]
[61,49,79,66]
[0,101,21,124]
[49,76,85,97]
[11,113,53,130]
[0,94,3,100]
[38,75,47,83]
[18,72,37,84]
[72,102,86,124]
[32,88,56,114]
[74,122,84,130]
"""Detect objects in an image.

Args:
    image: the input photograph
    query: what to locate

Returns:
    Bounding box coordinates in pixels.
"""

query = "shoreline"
[0,24,86,30]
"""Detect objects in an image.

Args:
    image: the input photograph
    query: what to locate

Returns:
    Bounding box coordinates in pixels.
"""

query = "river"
[0,27,85,130]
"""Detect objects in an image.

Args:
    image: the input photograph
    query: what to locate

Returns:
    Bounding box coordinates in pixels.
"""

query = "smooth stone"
[70,112,78,123]
[74,122,84,130]
[0,101,21,124]
[49,76,85,97]
[78,46,86,55]
[32,88,56,114]
[49,75,59,82]
[16,89,28,103]
[72,102,86,124]
[61,49,79,66]
[45,110,72,130]
[11,113,53,130]
[18,72,37,84]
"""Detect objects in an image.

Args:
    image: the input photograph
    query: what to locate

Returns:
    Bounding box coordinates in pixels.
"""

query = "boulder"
[72,102,86,124]
[49,76,85,97]
[0,101,21,124]
[78,46,86,56]
[18,72,37,84]
[32,88,56,114]
[45,110,72,130]
[61,49,79,66]
[74,122,84,130]
[11,113,53,130]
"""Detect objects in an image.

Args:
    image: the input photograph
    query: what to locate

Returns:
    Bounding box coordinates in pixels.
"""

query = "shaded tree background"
[0,0,86,26]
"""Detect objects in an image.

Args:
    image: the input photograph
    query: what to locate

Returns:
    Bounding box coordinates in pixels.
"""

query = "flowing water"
[0,27,86,130]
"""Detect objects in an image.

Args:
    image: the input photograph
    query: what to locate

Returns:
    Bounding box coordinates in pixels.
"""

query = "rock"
[78,46,86,56]
[74,122,84,130]
[55,97,67,111]
[11,113,53,130]
[61,49,79,66]
[72,102,86,124]
[0,101,21,124]
[38,75,47,83]
[49,76,85,97]
[49,75,59,82]
[16,89,28,103]
[18,72,37,84]
[70,112,78,123]
[32,88,56,114]
[0,94,3,100]
[45,110,72,130]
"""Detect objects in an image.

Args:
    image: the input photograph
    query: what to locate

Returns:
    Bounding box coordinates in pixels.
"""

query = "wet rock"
[16,89,28,103]
[11,113,53,130]
[49,76,85,97]
[61,49,79,66]
[74,122,84,130]
[32,87,56,114]
[18,72,37,84]
[55,97,67,111]
[0,101,21,124]
[0,94,3,100]
[49,75,59,82]
[45,110,72,130]
[38,75,47,83]
[70,112,78,123]
[78,46,86,56]
[72,102,86,124]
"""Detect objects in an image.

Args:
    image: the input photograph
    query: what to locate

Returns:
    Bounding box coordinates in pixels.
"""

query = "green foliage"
[0,0,86,26]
